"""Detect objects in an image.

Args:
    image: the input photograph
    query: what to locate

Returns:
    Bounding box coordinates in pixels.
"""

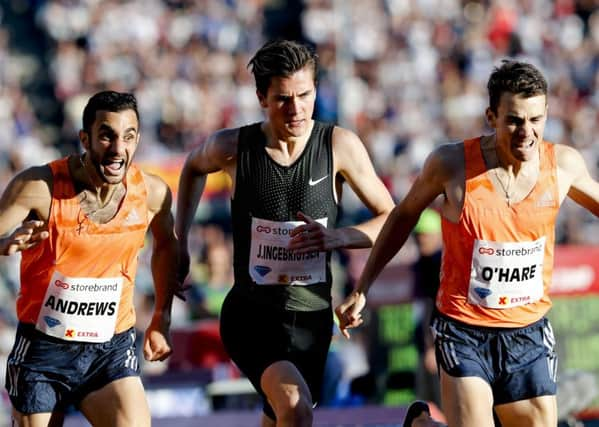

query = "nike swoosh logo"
[309,175,328,186]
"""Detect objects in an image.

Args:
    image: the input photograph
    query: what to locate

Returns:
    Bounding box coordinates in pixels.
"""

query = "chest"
[78,186,126,224]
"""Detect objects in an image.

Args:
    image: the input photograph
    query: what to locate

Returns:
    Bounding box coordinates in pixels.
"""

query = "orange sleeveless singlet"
[437,138,559,328]
[18,157,149,341]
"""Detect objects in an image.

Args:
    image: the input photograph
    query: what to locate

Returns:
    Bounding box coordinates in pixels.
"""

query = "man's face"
[257,66,316,139]
[80,109,140,185]
[486,92,547,162]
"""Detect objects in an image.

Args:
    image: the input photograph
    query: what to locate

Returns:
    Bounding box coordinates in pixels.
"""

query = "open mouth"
[102,159,125,174]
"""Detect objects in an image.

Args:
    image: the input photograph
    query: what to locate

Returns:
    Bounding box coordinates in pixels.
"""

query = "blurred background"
[0,0,598,425]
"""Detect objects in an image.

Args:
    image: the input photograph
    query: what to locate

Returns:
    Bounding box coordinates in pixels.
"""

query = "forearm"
[150,239,178,321]
[356,206,418,295]
[337,211,391,249]
[175,163,207,244]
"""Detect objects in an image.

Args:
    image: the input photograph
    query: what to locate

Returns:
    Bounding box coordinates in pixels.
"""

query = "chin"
[287,125,308,138]
[100,171,126,184]
[511,141,539,162]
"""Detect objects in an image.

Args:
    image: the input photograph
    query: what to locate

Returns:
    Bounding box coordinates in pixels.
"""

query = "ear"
[485,107,496,129]
[79,130,90,150]
[256,90,267,109]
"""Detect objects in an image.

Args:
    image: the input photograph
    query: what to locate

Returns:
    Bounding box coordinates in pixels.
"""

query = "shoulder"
[210,127,241,150]
[330,126,367,158]
[425,141,463,171]
[553,142,583,164]
[552,142,591,177]
[191,127,241,165]
[141,170,172,213]
[331,125,362,146]
[13,164,54,194]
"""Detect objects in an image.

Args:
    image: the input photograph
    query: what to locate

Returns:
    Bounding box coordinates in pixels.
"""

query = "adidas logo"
[536,190,554,207]
[123,208,141,225]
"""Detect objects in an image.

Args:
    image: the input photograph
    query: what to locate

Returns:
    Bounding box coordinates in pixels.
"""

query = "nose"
[110,136,127,155]
[288,96,301,114]
[518,120,533,138]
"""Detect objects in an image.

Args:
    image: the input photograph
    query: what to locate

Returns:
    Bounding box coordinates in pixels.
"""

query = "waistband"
[17,322,134,345]
[432,311,547,335]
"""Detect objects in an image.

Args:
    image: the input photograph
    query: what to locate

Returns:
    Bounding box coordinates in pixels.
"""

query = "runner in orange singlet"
[336,60,599,426]
[0,91,179,426]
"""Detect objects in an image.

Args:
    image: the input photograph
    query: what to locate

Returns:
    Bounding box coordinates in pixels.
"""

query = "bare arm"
[174,128,238,281]
[143,172,178,361]
[0,166,52,255]
[289,127,395,252]
[333,127,395,247]
[335,144,454,337]
[556,144,599,216]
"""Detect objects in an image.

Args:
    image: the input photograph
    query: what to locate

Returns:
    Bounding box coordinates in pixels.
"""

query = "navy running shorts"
[220,284,333,420]
[431,314,557,404]
[5,323,140,414]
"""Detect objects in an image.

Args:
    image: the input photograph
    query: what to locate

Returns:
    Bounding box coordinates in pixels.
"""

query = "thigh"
[79,377,150,427]
[219,289,286,393]
[6,325,81,414]
[494,395,557,427]
[494,318,557,404]
[288,309,333,405]
[440,368,495,427]
[431,316,493,383]
[77,328,140,400]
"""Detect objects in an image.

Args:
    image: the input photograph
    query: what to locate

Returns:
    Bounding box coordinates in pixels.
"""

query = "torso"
[18,157,150,341]
[230,121,338,311]
[437,137,559,328]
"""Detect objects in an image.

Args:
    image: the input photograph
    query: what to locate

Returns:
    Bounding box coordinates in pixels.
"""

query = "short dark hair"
[82,91,139,133]
[487,60,548,113]
[247,39,318,96]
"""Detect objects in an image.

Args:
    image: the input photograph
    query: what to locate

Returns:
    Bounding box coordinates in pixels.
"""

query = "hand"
[2,220,49,255]
[334,290,366,339]
[288,211,344,253]
[143,316,173,362]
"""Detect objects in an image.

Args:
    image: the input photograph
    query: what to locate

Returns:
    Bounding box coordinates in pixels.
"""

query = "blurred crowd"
[0,0,597,416]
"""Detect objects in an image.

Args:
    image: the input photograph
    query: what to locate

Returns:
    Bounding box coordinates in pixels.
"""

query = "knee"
[271,389,313,425]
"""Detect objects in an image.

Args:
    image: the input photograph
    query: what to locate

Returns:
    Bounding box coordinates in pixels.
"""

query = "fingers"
[5,220,49,255]
[296,211,315,224]
[290,211,318,238]
[289,213,326,252]
[334,293,366,339]
[143,334,173,361]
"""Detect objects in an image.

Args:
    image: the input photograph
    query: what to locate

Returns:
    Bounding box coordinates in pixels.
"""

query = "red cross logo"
[65,329,74,338]
[498,297,507,305]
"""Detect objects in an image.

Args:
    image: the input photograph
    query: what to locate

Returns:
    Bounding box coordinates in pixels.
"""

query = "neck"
[76,154,123,207]
[262,120,313,152]
[484,135,538,176]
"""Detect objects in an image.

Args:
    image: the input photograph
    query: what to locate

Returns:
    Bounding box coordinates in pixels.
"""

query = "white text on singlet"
[249,217,328,285]
[468,237,545,308]
[35,271,122,342]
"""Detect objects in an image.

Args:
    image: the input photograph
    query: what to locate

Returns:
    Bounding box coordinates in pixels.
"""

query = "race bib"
[249,217,327,285]
[468,237,545,308]
[35,271,122,342]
